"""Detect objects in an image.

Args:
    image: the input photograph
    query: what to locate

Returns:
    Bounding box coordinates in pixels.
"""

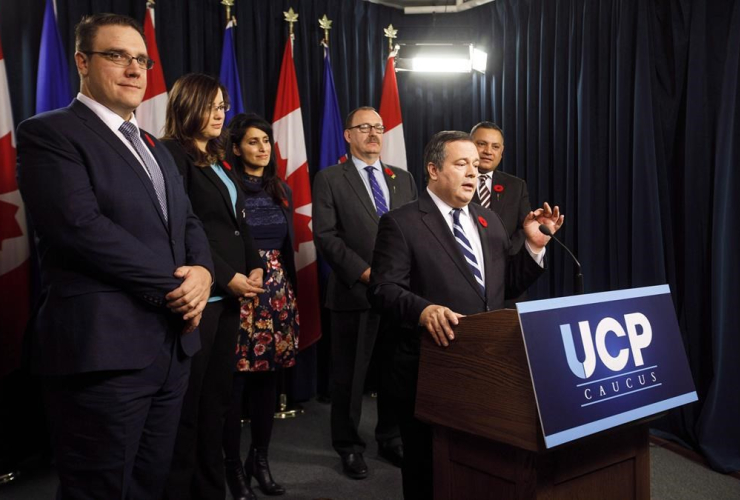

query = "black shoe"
[246,445,286,496]
[341,452,368,479]
[224,457,256,500]
[378,443,404,468]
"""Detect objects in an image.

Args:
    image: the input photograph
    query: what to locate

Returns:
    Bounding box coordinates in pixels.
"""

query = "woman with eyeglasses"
[221,113,300,499]
[161,74,265,500]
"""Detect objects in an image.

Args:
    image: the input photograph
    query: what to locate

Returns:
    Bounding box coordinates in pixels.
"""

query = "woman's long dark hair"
[162,73,228,167]
[227,113,286,205]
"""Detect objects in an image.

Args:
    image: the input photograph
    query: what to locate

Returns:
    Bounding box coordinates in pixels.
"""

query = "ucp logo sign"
[559,313,653,379]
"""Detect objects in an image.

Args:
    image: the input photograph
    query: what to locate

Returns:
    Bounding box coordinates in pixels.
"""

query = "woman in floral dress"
[222,113,299,499]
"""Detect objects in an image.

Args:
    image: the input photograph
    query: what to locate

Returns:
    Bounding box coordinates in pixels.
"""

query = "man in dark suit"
[472,121,532,306]
[16,14,213,500]
[313,106,417,479]
[368,131,563,499]
[471,121,531,252]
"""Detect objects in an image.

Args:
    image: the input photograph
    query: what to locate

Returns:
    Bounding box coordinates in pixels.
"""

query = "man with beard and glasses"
[313,106,417,479]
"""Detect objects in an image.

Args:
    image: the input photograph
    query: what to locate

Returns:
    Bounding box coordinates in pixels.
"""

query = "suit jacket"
[367,190,544,398]
[163,140,263,298]
[16,99,214,376]
[312,160,417,311]
[473,169,531,253]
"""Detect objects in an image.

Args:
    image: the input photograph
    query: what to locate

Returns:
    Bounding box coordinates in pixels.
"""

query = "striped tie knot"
[478,174,491,208]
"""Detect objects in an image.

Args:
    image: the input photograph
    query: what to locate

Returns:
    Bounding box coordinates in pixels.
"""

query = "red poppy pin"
[493,184,504,193]
[144,133,155,148]
[384,167,396,179]
[478,216,488,228]
[222,160,232,171]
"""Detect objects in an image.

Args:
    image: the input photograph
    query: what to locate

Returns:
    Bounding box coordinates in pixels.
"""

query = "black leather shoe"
[378,443,404,468]
[341,452,368,479]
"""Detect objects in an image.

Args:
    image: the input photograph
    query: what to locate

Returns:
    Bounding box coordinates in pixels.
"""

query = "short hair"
[163,73,229,166]
[470,121,505,142]
[75,13,145,53]
[345,106,379,130]
[423,130,473,171]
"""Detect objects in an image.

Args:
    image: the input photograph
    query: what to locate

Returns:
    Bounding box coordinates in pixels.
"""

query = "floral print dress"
[235,174,299,371]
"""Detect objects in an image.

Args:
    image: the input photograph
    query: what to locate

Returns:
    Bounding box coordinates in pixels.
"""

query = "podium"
[415,309,650,499]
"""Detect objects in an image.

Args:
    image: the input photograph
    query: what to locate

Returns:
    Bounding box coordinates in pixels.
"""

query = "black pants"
[165,300,239,500]
[330,309,401,456]
[392,340,432,500]
[43,330,189,500]
[222,371,278,459]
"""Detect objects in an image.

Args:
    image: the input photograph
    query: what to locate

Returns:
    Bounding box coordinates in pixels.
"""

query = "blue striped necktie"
[119,121,169,222]
[364,166,389,216]
[451,208,485,294]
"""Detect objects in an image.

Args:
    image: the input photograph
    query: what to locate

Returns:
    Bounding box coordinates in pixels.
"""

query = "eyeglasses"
[347,123,386,133]
[84,50,155,70]
[209,103,231,113]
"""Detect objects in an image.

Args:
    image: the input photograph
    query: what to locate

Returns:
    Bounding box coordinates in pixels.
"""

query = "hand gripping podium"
[416,287,697,499]
[415,309,650,499]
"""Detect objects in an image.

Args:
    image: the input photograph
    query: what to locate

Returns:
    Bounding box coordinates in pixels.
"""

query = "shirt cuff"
[525,241,546,268]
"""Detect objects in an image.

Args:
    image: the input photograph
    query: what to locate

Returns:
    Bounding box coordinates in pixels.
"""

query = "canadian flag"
[136,3,168,137]
[0,37,31,379]
[272,39,321,349]
[379,49,408,170]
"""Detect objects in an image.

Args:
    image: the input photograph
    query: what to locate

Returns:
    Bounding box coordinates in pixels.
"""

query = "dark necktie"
[364,166,389,216]
[119,121,168,222]
[451,208,485,294]
[478,174,491,208]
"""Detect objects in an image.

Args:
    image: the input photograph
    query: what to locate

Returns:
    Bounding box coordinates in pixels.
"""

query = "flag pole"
[273,5,305,420]
[221,0,235,25]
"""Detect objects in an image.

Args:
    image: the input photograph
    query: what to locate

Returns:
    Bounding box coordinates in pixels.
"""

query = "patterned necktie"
[119,121,168,222]
[451,208,485,294]
[364,166,389,216]
[478,174,491,208]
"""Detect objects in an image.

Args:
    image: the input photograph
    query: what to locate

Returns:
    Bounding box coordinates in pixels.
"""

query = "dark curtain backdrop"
[0,0,737,472]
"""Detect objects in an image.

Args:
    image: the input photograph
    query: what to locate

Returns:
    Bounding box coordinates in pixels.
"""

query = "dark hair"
[163,73,228,167]
[423,131,474,175]
[345,106,378,130]
[226,113,287,205]
[75,13,145,53]
[470,121,505,142]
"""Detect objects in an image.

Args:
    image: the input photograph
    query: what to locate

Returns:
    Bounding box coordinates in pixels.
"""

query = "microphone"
[539,224,584,295]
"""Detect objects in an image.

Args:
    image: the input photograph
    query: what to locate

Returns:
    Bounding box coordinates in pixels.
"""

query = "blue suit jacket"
[17,99,214,376]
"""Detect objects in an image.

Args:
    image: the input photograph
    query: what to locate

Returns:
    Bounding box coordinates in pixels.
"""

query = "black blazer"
[17,100,214,375]
[163,140,263,298]
[367,190,544,398]
[312,160,417,311]
[473,169,531,253]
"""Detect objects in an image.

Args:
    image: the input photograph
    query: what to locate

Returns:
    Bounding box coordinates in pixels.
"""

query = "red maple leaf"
[0,199,23,249]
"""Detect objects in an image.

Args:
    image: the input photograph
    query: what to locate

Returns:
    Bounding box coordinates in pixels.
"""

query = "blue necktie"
[364,166,389,216]
[451,208,485,294]
[119,121,168,222]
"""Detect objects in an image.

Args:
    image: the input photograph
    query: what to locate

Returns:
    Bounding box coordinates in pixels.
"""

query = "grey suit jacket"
[312,160,417,311]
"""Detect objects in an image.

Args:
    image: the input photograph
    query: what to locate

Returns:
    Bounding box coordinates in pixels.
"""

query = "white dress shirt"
[76,92,159,179]
[426,187,545,273]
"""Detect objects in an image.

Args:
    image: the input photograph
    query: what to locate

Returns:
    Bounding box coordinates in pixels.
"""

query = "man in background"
[313,106,416,479]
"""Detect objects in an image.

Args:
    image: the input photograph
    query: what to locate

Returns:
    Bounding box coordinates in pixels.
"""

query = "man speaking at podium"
[368,130,564,499]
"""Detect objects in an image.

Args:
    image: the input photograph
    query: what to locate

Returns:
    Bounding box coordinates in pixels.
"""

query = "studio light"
[395,43,488,74]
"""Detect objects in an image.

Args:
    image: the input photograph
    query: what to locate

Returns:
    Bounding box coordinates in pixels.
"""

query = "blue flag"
[219,20,244,124]
[318,46,347,169]
[36,0,71,114]
[317,46,347,281]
